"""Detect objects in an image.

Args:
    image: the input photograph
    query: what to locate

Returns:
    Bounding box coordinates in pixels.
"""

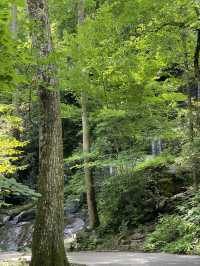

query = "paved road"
[1,251,200,265]
[69,252,200,265]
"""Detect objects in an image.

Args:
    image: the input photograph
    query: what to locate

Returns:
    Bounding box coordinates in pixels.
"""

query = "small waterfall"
[152,139,162,156]
[0,200,85,251]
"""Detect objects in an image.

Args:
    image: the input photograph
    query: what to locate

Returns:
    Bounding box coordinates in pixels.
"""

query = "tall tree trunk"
[27,1,69,265]
[10,4,21,140]
[81,90,100,228]
[11,4,17,38]
[182,28,199,191]
[193,6,200,190]
[78,0,100,229]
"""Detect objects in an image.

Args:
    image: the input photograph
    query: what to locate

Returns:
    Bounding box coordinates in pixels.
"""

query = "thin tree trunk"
[78,0,100,229]
[188,86,197,190]
[10,4,21,140]
[182,28,198,191]
[27,1,69,265]
[193,6,200,190]
[11,4,17,38]
[81,91,100,228]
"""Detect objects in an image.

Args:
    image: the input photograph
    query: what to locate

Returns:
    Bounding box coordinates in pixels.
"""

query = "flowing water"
[0,201,85,251]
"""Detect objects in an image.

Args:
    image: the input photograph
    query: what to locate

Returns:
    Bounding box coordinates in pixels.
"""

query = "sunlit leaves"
[0,104,26,175]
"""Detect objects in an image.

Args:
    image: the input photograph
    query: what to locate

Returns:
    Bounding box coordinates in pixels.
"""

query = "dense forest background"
[1,0,200,261]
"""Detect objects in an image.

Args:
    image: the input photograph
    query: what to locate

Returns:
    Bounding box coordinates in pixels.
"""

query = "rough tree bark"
[27,0,69,265]
[78,0,100,229]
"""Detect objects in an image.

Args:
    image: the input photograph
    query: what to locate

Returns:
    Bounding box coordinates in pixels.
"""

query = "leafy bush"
[64,171,84,198]
[134,154,175,172]
[177,190,200,223]
[98,169,160,232]
[144,214,200,255]
[75,231,100,251]
[145,190,200,255]
[0,177,40,207]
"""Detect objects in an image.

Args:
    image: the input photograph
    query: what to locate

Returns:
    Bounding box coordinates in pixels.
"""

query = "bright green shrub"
[145,214,200,255]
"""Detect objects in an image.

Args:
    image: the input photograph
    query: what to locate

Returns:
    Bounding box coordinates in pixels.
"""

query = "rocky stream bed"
[0,200,86,252]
